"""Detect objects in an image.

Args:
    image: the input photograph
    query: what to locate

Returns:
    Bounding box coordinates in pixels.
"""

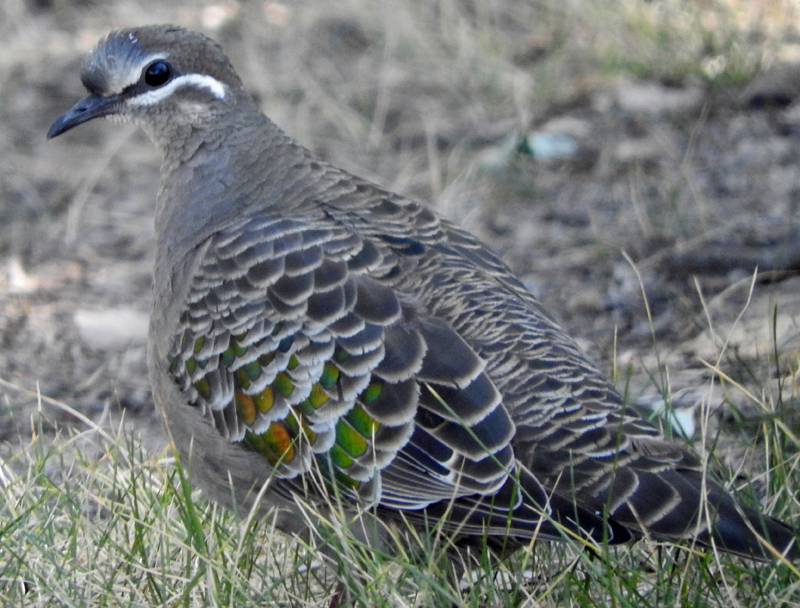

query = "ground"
[1,0,799,537]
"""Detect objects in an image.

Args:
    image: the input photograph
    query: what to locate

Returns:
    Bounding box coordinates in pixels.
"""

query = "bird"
[48,24,796,574]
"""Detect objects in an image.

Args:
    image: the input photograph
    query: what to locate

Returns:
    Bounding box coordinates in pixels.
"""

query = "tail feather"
[697,488,798,560]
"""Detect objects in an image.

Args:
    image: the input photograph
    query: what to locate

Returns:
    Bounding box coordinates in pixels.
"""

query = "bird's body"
[49,25,796,563]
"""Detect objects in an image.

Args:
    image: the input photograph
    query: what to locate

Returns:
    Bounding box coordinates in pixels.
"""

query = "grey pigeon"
[48,25,797,568]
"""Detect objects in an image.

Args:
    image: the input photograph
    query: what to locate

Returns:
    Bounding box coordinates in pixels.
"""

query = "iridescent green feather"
[362,382,382,405]
[346,405,379,437]
[319,364,339,389]
[195,377,210,399]
[273,372,293,397]
[335,419,368,457]
[243,360,262,381]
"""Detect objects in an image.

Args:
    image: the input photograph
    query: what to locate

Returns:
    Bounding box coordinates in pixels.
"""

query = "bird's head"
[48,25,247,141]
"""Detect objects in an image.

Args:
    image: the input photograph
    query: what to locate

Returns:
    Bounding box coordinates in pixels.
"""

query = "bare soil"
[1,1,799,490]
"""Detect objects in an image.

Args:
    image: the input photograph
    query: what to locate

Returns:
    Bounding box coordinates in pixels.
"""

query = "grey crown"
[48,25,797,560]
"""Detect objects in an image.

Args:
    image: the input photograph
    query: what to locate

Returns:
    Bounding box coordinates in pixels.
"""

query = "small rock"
[524,132,580,160]
[614,137,665,163]
[634,388,702,438]
[539,116,592,139]
[73,309,149,350]
[616,78,703,115]
[6,257,38,294]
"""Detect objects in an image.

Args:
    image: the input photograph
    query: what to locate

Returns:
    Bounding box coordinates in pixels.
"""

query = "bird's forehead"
[80,31,167,96]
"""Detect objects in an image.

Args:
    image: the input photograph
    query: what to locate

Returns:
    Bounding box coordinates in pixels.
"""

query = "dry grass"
[1,0,799,606]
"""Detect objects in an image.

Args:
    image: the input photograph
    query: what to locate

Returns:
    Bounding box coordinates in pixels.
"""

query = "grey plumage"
[48,25,797,564]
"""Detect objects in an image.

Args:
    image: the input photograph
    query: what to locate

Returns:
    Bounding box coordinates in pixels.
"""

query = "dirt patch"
[1,2,799,488]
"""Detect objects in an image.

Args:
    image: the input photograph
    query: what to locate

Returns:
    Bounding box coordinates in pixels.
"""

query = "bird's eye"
[144,61,172,87]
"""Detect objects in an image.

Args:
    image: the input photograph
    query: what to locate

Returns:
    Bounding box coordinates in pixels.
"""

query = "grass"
[1,328,799,608]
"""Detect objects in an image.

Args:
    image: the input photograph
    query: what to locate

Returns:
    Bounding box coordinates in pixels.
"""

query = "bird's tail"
[696,485,798,561]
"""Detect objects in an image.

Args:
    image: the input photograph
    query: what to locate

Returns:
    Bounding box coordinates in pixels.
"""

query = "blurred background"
[1,0,800,475]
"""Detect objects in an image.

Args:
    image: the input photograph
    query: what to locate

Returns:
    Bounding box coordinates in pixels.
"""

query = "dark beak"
[47,94,119,139]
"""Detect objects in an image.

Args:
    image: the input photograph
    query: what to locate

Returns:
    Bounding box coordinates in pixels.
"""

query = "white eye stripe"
[128,74,226,107]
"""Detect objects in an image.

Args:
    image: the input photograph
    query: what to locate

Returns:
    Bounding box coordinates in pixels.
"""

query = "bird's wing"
[165,195,796,558]
[166,207,517,512]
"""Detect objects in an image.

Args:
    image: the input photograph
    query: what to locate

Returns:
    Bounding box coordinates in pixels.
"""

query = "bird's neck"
[155,109,304,241]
